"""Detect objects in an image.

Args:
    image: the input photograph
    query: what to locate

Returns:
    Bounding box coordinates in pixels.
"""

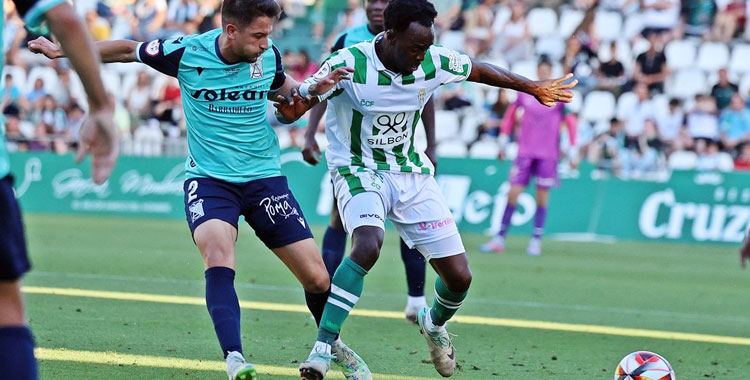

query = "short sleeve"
[135,37,188,78]
[305,51,349,101]
[270,45,286,91]
[430,45,472,84]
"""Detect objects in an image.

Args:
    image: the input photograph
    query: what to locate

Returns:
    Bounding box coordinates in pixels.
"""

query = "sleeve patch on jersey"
[447,51,463,73]
[145,40,160,57]
[313,61,331,80]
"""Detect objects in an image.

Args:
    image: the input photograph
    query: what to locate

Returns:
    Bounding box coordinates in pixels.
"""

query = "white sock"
[312,341,332,355]
[407,295,427,308]
[424,308,442,333]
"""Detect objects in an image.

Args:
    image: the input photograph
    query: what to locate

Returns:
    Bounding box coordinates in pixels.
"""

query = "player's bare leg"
[528,188,550,256]
[300,226,383,380]
[0,281,25,327]
[193,220,255,380]
[482,185,525,253]
[417,253,472,377]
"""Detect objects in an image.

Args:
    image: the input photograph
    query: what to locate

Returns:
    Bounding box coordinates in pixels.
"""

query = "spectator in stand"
[640,0,681,41]
[734,143,750,170]
[30,95,65,140]
[26,78,46,105]
[719,93,750,150]
[463,0,494,56]
[489,1,531,66]
[562,35,598,94]
[683,0,717,37]
[131,0,168,41]
[290,51,318,82]
[623,83,655,145]
[620,119,662,179]
[166,0,200,34]
[126,71,154,125]
[478,88,510,139]
[597,42,626,95]
[3,107,27,152]
[657,98,687,150]
[686,94,720,141]
[632,32,668,93]
[0,74,25,112]
[28,123,49,152]
[64,103,85,146]
[710,68,738,110]
[153,76,182,126]
[572,5,599,51]
[588,117,623,176]
[695,139,722,170]
[85,9,111,41]
[711,0,746,42]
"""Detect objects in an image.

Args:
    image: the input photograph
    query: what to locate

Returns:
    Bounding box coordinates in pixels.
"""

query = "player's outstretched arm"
[273,67,354,124]
[28,36,139,63]
[41,2,117,184]
[467,59,578,107]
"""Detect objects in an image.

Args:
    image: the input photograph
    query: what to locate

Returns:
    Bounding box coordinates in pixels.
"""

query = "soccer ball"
[614,351,676,380]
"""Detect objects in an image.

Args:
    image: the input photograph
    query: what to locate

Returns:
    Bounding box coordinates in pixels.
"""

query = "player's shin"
[305,287,332,327]
[317,258,368,345]
[0,326,37,380]
[533,206,547,239]
[429,277,468,327]
[321,226,347,279]
[205,267,242,358]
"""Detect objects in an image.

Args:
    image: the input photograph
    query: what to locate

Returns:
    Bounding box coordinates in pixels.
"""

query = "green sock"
[317,257,368,344]
[430,277,468,326]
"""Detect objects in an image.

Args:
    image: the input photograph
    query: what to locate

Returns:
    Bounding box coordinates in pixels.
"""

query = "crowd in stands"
[3,0,750,177]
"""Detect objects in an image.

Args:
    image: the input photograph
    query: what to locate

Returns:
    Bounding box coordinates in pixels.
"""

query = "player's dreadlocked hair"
[221,0,281,27]
[383,0,438,33]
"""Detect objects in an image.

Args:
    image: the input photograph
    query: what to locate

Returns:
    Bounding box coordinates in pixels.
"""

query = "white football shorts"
[332,167,465,260]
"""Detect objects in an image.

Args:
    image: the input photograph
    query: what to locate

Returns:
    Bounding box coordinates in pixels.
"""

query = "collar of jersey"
[214,33,233,65]
[368,32,394,75]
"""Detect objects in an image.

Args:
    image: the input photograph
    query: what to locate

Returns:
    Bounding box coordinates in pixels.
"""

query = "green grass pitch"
[20,213,750,379]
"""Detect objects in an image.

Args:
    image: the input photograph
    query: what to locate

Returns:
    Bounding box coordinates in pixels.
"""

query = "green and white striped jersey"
[313,33,472,176]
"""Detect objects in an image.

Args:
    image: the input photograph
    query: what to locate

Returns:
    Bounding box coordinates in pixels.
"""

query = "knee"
[306,272,331,293]
[447,269,473,293]
[350,229,383,270]
[199,241,234,267]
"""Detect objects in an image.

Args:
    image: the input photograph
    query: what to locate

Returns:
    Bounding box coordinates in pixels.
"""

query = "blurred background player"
[480,56,578,256]
[0,1,115,379]
[289,0,577,378]
[302,0,433,324]
[29,1,368,379]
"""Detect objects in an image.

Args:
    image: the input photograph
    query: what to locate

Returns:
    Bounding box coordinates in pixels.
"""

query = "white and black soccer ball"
[614,351,676,380]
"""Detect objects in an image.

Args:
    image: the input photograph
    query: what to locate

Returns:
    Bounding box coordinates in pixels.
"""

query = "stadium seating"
[434,110,461,142]
[696,42,730,72]
[594,11,623,41]
[2,65,27,89]
[717,152,736,172]
[469,139,501,158]
[667,150,698,170]
[528,8,558,37]
[616,91,639,120]
[729,44,750,75]
[557,9,584,37]
[535,35,566,61]
[581,91,616,122]
[437,140,469,157]
[665,40,697,71]
[668,69,707,99]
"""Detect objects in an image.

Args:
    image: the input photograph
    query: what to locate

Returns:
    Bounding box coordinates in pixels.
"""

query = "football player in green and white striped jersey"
[286,1,577,378]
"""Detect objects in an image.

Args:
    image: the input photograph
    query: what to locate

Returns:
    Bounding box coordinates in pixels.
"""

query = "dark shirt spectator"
[710,68,739,110]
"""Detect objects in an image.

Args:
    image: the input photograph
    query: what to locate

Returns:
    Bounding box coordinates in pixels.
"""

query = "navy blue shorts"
[184,176,313,249]
[0,175,30,281]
